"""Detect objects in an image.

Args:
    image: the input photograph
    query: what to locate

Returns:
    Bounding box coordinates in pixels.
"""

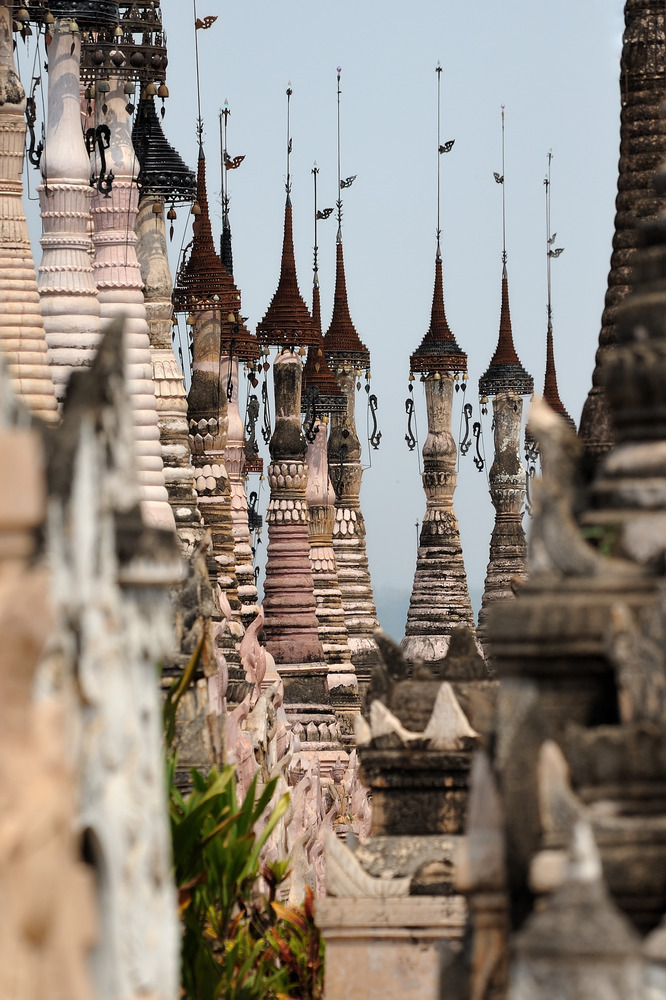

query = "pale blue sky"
[24,1,624,638]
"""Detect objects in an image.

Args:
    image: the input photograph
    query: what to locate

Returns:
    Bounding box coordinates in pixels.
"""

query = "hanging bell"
[145,82,157,98]
[123,81,135,95]
[191,202,201,216]
[15,8,29,23]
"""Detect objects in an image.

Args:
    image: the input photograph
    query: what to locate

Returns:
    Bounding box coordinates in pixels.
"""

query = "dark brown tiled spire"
[579,0,666,471]
[324,238,370,367]
[302,276,346,414]
[172,147,256,360]
[256,197,317,348]
[543,317,575,431]
[410,244,467,374]
[479,262,533,397]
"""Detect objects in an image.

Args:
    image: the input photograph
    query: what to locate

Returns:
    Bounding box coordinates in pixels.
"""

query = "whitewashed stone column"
[327,368,380,699]
[478,392,528,639]
[223,357,259,622]
[90,77,172,530]
[307,413,359,739]
[0,6,57,422]
[38,17,101,403]
[136,199,203,550]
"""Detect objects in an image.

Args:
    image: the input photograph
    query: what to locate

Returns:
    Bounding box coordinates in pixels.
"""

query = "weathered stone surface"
[403,374,475,661]
[40,321,181,1000]
[580,0,666,473]
[478,392,528,646]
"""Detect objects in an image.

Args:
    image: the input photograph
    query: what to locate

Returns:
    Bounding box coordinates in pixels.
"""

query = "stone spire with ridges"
[324,229,381,698]
[477,259,534,644]
[478,120,534,644]
[579,0,666,475]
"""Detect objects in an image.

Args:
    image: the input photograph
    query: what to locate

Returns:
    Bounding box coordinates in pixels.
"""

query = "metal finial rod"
[312,161,319,277]
[544,150,564,327]
[193,0,203,142]
[545,150,552,326]
[220,101,230,217]
[436,61,442,247]
[286,82,293,195]
[501,105,506,261]
[336,66,342,232]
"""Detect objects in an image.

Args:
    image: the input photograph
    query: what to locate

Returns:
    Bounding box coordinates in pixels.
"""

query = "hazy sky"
[23,1,624,639]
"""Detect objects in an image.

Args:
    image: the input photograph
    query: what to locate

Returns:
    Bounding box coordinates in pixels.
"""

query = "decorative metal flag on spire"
[195,14,217,30]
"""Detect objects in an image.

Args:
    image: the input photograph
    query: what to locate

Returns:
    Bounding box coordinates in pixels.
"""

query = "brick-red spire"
[172,147,256,359]
[256,197,317,348]
[410,245,467,374]
[479,262,533,397]
[543,317,575,430]
[324,238,369,367]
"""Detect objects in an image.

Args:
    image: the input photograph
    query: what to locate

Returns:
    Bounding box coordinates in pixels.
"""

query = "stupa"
[402,64,475,662]
[173,142,257,617]
[477,112,534,641]
[323,69,381,700]
[301,167,359,740]
[256,89,342,767]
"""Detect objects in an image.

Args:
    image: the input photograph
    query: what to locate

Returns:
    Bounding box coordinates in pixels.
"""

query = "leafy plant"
[169,762,289,1000]
[269,887,325,1000]
[163,646,325,999]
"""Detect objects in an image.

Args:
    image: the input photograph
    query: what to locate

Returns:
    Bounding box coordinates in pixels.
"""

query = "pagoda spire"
[302,161,358,742]
[402,61,475,663]
[542,154,575,432]
[323,67,381,699]
[174,145,256,618]
[478,108,533,645]
[258,84,342,769]
[579,0,666,477]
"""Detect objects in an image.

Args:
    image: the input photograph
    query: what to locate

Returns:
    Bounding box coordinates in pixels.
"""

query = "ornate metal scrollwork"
[225,341,236,403]
[524,435,540,516]
[25,87,43,169]
[331,442,349,500]
[460,402,473,456]
[244,394,260,463]
[86,124,114,197]
[368,393,382,450]
[247,490,263,533]
[405,396,417,451]
[472,419,485,472]
[261,378,272,445]
[303,384,320,443]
